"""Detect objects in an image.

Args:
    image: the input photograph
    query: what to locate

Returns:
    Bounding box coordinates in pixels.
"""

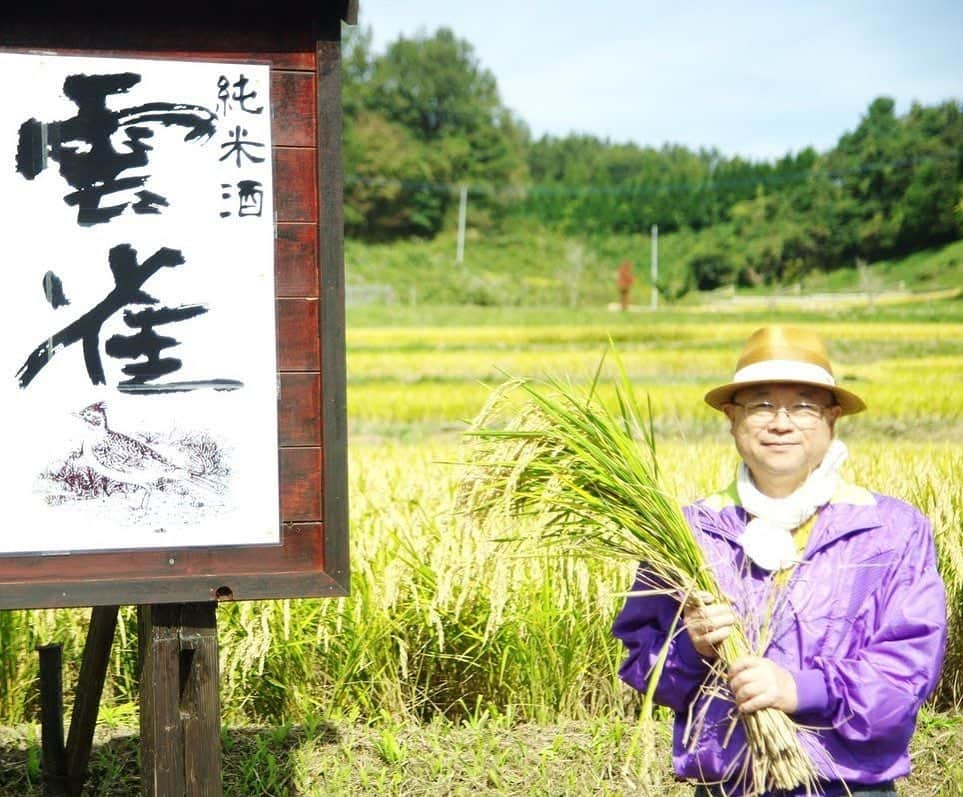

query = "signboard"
[0,12,355,786]
[0,52,280,555]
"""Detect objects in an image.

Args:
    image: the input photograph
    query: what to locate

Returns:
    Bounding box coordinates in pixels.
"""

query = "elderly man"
[612,326,947,797]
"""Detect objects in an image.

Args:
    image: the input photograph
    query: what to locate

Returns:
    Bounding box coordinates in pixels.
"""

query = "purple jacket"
[612,480,947,793]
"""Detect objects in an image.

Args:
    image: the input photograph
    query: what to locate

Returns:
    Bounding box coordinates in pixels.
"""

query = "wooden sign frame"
[0,1,355,610]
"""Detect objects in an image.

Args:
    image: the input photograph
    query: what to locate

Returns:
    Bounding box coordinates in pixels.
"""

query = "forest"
[341,26,963,292]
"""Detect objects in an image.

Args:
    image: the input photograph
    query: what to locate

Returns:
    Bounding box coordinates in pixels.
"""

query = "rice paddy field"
[2,300,963,795]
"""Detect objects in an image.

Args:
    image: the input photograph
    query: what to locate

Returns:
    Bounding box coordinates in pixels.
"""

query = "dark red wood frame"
[0,2,355,609]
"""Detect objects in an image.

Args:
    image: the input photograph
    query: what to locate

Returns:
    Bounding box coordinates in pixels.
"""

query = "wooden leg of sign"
[38,644,68,796]
[65,605,120,795]
[179,603,223,796]
[138,602,222,797]
[38,605,119,797]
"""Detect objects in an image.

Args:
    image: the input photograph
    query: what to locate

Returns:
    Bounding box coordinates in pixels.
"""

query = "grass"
[346,224,963,310]
[1,709,961,796]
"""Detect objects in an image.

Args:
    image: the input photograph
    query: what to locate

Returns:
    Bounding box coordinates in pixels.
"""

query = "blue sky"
[355,0,963,161]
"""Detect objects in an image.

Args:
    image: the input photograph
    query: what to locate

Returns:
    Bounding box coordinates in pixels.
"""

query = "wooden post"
[37,644,68,796]
[139,602,221,797]
[65,606,119,795]
[38,605,119,797]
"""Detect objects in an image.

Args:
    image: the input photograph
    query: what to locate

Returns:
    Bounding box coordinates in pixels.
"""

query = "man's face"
[723,383,842,496]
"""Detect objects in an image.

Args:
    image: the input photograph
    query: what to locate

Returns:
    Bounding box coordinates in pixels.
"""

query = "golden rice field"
[347,320,963,438]
[1,310,961,782]
[339,312,963,717]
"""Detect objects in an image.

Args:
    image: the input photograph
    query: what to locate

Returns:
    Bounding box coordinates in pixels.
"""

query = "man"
[612,325,947,796]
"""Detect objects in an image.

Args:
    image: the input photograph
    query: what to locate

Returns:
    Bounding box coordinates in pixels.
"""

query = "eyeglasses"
[730,401,832,430]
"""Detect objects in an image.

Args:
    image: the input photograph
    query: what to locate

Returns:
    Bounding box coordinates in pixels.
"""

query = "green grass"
[1,709,961,796]
[799,238,963,294]
[346,225,963,311]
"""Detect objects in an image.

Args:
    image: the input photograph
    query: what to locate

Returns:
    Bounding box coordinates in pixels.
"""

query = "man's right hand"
[683,593,737,659]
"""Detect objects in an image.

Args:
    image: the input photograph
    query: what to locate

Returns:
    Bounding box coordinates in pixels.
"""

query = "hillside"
[343,26,962,288]
[345,227,963,309]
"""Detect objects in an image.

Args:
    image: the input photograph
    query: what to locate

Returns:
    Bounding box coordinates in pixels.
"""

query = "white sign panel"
[0,52,279,554]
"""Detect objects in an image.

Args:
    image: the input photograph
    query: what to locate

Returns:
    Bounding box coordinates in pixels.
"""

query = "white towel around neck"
[735,439,848,572]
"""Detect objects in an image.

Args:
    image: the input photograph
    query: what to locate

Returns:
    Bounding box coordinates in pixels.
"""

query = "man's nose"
[768,407,796,429]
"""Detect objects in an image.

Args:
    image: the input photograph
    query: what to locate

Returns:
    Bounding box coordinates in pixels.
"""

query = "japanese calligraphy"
[15,72,217,226]
[216,72,270,219]
[219,124,266,168]
[106,304,243,394]
[1,52,279,552]
[17,244,244,393]
[220,179,265,218]
[217,73,264,116]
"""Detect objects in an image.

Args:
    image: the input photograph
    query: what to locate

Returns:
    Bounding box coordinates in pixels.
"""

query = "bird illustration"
[73,401,218,508]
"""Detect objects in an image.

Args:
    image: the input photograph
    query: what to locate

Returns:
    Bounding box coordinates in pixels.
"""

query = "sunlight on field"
[347,319,963,439]
[347,321,963,351]
[2,310,961,737]
[233,313,963,723]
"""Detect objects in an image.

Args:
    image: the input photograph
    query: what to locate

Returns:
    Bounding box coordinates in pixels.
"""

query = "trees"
[821,97,963,262]
[894,101,963,250]
[342,26,528,238]
[343,112,450,238]
[684,98,963,288]
[342,24,963,287]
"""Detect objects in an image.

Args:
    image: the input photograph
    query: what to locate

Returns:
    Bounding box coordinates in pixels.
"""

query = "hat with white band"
[704,326,866,415]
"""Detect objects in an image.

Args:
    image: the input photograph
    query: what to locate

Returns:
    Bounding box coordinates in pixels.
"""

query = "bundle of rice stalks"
[455,355,820,796]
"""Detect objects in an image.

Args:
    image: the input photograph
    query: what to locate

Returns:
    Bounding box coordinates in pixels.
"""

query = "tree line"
[342,26,963,288]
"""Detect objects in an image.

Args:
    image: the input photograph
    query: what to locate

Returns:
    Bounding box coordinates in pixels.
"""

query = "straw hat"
[704,326,866,415]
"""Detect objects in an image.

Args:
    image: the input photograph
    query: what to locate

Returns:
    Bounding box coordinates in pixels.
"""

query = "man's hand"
[728,656,798,714]
[682,593,736,659]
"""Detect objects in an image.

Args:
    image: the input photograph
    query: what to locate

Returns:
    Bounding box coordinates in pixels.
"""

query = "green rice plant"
[455,352,819,795]
[0,440,959,763]
[0,606,139,726]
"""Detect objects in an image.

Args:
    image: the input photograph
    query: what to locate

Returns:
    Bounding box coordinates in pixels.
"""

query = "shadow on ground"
[0,722,340,796]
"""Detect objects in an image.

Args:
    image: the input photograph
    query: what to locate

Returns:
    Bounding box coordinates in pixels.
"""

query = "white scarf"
[736,439,848,572]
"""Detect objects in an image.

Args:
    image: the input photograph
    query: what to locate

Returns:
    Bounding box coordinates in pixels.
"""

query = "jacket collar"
[694,478,883,553]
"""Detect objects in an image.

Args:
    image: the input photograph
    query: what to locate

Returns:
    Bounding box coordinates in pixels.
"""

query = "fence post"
[650,224,659,310]
[456,184,468,264]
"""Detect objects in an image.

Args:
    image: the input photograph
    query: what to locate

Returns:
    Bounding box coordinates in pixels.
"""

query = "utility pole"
[650,224,659,310]
[566,242,583,308]
[455,184,468,264]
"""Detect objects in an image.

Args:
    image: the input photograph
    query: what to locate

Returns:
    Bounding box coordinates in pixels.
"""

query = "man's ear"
[722,404,738,431]
[827,404,843,433]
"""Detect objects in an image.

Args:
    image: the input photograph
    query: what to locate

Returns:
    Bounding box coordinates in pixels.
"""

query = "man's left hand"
[728,656,798,714]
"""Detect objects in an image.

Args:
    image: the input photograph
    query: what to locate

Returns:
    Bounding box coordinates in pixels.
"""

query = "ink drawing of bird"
[74,401,216,506]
